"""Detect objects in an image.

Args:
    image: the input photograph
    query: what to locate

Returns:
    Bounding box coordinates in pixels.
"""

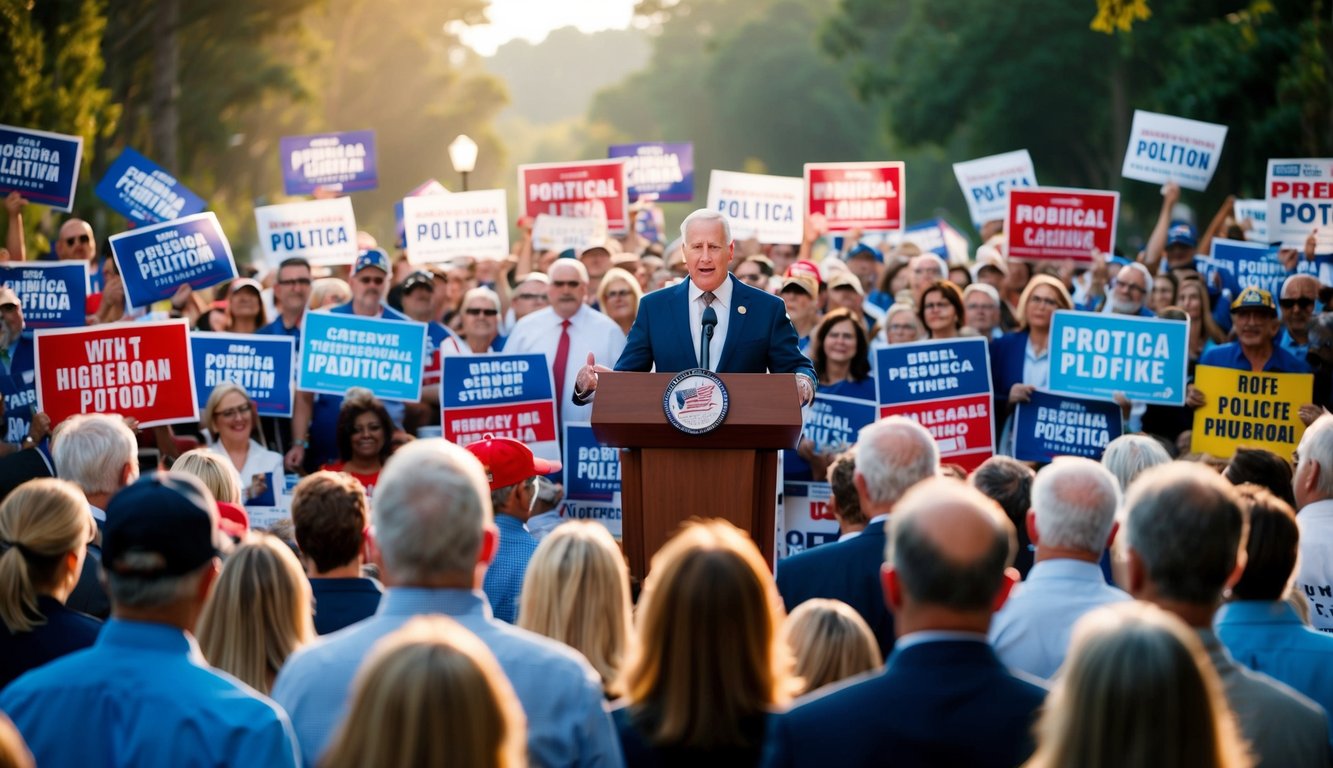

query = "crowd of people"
[0,178,1330,767]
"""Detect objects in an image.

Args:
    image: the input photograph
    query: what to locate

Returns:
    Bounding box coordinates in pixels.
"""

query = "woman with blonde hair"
[616,519,793,766]
[991,274,1074,452]
[1026,601,1251,768]
[0,479,100,689]
[517,521,632,699]
[597,267,643,337]
[201,382,284,503]
[197,534,314,694]
[321,615,526,768]
[781,599,882,695]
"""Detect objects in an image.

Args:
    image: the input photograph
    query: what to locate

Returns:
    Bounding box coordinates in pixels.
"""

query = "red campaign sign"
[804,162,905,232]
[881,393,993,472]
[1005,187,1119,263]
[518,160,630,234]
[441,401,558,446]
[35,319,198,429]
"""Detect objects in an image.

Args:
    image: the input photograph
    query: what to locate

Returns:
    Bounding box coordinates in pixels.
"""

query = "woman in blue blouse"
[795,309,876,479]
[990,275,1074,451]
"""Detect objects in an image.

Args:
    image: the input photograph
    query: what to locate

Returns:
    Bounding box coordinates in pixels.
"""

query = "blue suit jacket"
[775,520,894,659]
[615,275,815,383]
[762,640,1047,768]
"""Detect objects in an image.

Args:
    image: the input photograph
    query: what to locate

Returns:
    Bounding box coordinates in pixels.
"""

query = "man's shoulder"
[275,617,392,688]
[1228,655,1328,718]
[473,618,605,696]
[1198,342,1240,367]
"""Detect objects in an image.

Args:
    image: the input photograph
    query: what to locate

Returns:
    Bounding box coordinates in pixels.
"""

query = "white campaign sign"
[403,189,509,262]
[952,150,1037,229]
[707,169,803,245]
[1121,110,1228,191]
[254,197,359,267]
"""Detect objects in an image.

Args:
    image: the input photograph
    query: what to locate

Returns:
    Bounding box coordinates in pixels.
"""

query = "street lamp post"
[448,134,478,192]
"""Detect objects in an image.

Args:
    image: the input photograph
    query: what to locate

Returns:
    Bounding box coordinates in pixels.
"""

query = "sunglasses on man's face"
[465,308,499,316]
[65,234,91,246]
[1280,297,1316,310]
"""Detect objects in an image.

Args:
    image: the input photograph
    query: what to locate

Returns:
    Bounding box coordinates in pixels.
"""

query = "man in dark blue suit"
[573,209,815,401]
[775,416,939,659]
[763,479,1047,768]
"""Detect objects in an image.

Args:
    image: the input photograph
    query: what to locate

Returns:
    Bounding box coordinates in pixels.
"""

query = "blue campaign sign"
[876,337,992,405]
[0,261,87,329]
[1210,237,1293,298]
[299,311,426,402]
[0,124,83,211]
[1050,310,1188,405]
[191,332,296,417]
[441,353,554,408]
[564,423,620,502]
[280,130,377,195]
[1014,389,1123,463]
[108,212,238,308]
[805,392,877,454]
[94,147,207,224]
[609,142,694,202]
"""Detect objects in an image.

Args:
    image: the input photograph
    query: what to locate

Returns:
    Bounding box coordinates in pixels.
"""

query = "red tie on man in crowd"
[553,318,571,404]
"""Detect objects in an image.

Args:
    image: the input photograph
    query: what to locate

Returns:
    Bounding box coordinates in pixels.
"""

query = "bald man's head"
[886,478,1016,612]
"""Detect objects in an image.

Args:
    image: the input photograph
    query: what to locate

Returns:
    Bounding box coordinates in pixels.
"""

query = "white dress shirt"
[688,278,733,371]
[505,304,627,427]
[1296,498,1333,632]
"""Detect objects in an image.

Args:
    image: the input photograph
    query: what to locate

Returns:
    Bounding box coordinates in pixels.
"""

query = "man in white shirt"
[1295,414,1333,629]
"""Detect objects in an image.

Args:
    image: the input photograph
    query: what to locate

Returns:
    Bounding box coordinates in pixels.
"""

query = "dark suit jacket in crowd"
[775,520,893,659]
[761,640,1048,768]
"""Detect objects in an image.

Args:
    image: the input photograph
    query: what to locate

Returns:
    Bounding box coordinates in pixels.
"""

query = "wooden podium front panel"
[620,447,777,580]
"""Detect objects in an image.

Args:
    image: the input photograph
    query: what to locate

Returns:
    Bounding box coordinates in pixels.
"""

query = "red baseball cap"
[785,259,823,285]
[465,434,562,491]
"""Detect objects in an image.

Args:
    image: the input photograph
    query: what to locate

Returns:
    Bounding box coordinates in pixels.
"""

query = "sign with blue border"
[298,311,426,402]
[0,261,87,328]
[0,124,83,211]
[441,353,560,467]
[191,332,296,417]
[95,147,206,223]
[1049,310,1188,405]
[609,142,694,202]
[561,423,622,539]
[108,212,238,308]
[280,130,378,195]
[1014,389,1123,463]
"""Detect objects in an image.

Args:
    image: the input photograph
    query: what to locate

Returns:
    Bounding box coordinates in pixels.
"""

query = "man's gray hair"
[1101,434,1171,492]
[549,258,589,284]
[372,439,493,582]
[1123,462,1245,605]
[962,283,1000,305]
[1299,414,1333,501]
[463,286,501,312]
[854,417,939,506]
[1119,261,1154,295]
[107,564,210,609]
[911,253,948,280]
[680,208,731,244]
[52,414,139,496]
[1031,457,1121,554]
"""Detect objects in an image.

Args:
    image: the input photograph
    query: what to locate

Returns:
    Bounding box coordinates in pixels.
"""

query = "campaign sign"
[403,189,509,262]
[1049,311,1188,405]
[394,178,449,248]
[1006,187,1119,263]
[440,353,560,466]
[609,142,693,203]
[254,197,359,267]
[895,218,971,264]
[952,150,1037,229]
[1232,199,1269,244]
[1266,159,1333,254]
[779,481,839,559]
[94,147,207,224]
[34,319,196,428]
[1121,110,1228,191]
[561,422,622,539]
[0,261,87,329]
[805,392,877,454]
[876,337,994,471]
[1209,238,1286,297]
[0,124,83,211]
[280,130,377,195]
[190,332,295,417]
[708,169,803,245]
[109,212,238,308]
[1191,365,1311,461]
[804,161,904,232]
[298,311,426,403]
[531,214,606,252]
[519,159,629,234]
[1014,389,1123,463]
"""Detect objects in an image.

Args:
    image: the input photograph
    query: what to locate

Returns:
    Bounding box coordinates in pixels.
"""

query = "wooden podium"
[590,372,802,580]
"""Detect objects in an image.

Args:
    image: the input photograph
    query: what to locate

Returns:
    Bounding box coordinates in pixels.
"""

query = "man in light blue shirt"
[272,439,621,768]
[0,473,300,767]
[989,457,1129,679]
[1216,486,1333,736]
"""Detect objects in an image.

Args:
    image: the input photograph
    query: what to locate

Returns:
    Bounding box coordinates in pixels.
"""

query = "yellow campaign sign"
[1191,365,1312,460]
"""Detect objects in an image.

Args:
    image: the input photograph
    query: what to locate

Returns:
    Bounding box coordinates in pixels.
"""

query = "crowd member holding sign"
[321,390,393,497]
[576,210,816,405]
[223,277,267,334]
[261,257,313,342]
[0,473,301,767]
[0,478,101,689]
[203,382,284,503]
[990,275,1074,444]
[459,286,506,353]
[917,279,968,339]
[1190,288,1312,387]
[796,309,875,480]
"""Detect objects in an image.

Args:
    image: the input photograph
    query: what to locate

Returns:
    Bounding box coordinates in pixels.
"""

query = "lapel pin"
[738,306,747,315]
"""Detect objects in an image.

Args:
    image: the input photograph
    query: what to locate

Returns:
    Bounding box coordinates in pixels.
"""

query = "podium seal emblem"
[663,368,729,435]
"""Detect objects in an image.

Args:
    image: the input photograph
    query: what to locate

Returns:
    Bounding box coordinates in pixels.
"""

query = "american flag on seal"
[675,384,715,414]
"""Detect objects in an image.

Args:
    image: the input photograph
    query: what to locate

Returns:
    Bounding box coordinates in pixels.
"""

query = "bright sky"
[459,0,638,56]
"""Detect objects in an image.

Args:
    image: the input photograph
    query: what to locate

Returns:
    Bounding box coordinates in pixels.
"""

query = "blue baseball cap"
[847,243,883,263]
[1167,222,1197,249]
[353,247,391,275]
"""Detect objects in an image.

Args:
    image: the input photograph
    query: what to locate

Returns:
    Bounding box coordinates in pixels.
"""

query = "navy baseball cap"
[104,473,224,578]
[353,248,391,275]
[847,243,883,263]
[1167,223,1197,248]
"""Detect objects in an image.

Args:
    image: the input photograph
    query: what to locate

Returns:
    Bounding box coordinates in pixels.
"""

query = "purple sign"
[279,130,378,195]
[608,142,694,202]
